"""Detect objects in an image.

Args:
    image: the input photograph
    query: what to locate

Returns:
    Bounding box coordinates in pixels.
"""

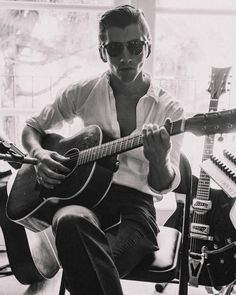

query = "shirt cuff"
[148,166,180,195]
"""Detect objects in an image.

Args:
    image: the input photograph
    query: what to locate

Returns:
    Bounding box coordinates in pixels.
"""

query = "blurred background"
[0,0,236,178]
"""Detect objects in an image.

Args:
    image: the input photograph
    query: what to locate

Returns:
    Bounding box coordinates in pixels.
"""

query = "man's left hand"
[142,122,171,166]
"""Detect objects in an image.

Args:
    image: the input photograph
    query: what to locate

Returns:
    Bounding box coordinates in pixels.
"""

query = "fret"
[110,140,118,156]
[168,119,184,135]
[108,140,114,156]
[198,178,210,185]
[96,145,106,158]
[197,181,210,186]
[196,191,210,197]
[197,179,210,185]
[103,142,109,157]
[199,171,210,178]
[131,135,135,150]
[195,194,210,200]
[115,139,123,154]
[126,137,133,150]
[197,192,210,197]
[197,189,210,194]
[197,184,210,189]
[209,99,219,110]
[89,146,98,162]
[198,181,210,187]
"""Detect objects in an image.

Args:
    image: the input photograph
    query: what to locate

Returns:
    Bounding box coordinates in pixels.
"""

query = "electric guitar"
[6,108,236,233]
[188,67,236,289]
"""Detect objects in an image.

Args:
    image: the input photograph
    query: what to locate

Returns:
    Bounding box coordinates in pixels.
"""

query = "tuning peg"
[218,134,224,142]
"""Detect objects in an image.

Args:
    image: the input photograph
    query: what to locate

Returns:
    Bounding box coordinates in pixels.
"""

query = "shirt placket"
[109,87,121,138]
[136,97,146,132]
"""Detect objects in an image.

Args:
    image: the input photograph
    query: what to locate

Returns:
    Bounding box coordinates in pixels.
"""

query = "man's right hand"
[34,149,70,189]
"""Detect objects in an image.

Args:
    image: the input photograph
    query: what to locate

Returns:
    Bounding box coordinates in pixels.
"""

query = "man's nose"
[120,45,132,62]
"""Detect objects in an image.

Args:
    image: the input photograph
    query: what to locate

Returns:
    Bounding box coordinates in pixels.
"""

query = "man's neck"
[110,73,150,98]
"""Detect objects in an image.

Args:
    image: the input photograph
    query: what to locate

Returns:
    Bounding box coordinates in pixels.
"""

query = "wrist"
[31,147,44,159]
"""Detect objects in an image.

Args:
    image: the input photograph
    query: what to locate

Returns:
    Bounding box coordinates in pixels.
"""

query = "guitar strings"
[56,120,180,166]
[60,133,143,166]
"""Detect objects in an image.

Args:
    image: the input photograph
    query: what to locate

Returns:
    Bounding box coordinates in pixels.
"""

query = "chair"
[58,153,193,295]
[123,153,192,295]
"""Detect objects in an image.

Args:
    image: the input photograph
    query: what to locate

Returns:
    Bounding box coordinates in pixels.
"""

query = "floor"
[0,237,230,295]
[0,267,222,295]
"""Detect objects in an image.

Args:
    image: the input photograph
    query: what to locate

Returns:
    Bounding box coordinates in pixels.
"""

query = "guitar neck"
[77,107,236,166]
[195,87,223,196]
[189,63,234,256]
[77,119,185,165]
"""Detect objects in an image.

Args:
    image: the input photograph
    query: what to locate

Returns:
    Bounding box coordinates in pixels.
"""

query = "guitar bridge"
[192,199,212,211]
[190,233,214,241]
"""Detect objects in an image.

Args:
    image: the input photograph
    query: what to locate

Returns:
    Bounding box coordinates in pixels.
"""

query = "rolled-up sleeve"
[26,84,80,134]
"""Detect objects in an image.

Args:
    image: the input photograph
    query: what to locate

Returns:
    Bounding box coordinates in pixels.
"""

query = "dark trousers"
[52,204,156,295]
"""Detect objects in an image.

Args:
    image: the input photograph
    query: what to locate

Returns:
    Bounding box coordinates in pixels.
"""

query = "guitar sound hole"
[63,148,79,173]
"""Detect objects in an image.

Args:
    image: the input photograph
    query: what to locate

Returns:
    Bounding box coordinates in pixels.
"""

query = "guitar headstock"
[185,109,236,136]
[207,66,231,100]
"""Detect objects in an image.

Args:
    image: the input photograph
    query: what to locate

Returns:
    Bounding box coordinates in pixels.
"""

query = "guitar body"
[0,175,60,284]
[205,241,236,288]
[189,240,236,288]
[7,125,118,232]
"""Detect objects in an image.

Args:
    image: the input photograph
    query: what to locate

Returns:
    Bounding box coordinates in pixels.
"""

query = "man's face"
[102,24,149,83]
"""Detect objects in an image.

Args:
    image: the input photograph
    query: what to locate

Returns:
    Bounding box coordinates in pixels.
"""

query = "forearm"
[22,125,44,157]
[148,159,175,192]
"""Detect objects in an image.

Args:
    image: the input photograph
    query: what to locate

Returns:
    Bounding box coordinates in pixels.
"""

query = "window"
[153,0,236,176]
[1,0,236,178]
[0,0,114,146]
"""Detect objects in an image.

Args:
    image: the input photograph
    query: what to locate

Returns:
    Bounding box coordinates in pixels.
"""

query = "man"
[21,5,184,295]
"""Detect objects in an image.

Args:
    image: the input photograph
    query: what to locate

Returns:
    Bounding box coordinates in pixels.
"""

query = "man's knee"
[52,205,99,235]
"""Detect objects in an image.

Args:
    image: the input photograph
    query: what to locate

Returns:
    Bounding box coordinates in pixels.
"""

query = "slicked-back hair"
[98,5,151,45]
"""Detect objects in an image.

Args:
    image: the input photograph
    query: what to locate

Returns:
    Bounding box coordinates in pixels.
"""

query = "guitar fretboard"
[77,119,185,165]
[77,133,143,165]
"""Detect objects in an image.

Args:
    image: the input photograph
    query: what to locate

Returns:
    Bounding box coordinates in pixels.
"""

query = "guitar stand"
[0,239,12,277]
[59,271,66,295]
[0,264,12,277]
[219,279,236,295]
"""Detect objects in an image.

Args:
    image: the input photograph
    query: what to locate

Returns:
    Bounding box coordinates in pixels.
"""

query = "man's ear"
[146,44,151,58]
[99,47,107,63]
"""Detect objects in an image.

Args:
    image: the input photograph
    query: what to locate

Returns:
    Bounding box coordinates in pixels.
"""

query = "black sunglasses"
[101,40,148,58]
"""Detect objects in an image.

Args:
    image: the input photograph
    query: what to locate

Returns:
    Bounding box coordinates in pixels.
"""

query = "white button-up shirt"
[26,71,184,199]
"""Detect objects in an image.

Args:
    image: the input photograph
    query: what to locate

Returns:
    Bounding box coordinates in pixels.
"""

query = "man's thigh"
[105,220,155,278]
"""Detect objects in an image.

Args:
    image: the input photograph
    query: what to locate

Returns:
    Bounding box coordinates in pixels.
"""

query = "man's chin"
[118,73,137,83]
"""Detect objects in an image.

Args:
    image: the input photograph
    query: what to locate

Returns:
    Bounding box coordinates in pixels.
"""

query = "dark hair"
[98,5,151,44]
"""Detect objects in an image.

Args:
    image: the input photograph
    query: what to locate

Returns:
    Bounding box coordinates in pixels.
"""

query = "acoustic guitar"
[6,108,236,233]
[0,137,60,284]
[0,175,60,285]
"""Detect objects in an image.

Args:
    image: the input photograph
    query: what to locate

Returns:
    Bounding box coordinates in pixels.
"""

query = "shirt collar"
[145,74,161,103]
[104,70,161,103]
